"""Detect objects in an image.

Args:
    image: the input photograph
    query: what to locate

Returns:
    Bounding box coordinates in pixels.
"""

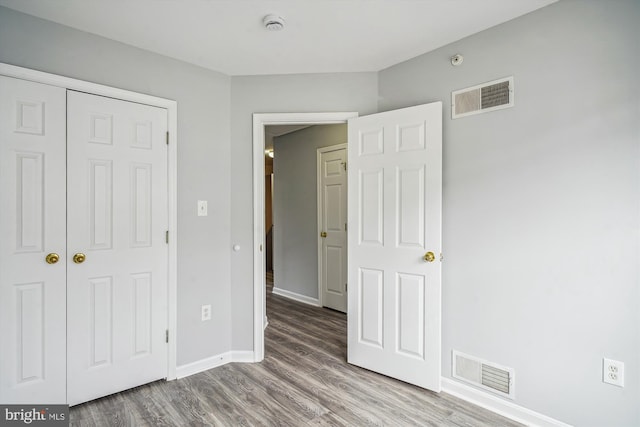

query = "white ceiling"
[0,0,556,76]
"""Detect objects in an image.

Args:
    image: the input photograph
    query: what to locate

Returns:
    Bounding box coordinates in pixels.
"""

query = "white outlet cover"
[603,358,624,387]
[197,200,208,216]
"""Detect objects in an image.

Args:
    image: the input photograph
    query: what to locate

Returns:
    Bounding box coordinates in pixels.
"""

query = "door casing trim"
[0,63,179,380]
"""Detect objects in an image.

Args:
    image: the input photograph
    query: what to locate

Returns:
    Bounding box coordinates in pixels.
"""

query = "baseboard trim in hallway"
[272,286,320,306]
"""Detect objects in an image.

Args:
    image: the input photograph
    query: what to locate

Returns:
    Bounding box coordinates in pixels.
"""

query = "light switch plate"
[197,200,208,216]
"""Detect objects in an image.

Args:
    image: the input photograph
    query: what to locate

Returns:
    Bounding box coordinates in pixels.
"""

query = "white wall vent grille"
[452,350,515,399]
[451,76,514,119]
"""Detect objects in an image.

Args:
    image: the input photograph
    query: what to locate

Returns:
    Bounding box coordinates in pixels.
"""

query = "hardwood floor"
[70,286,523,426]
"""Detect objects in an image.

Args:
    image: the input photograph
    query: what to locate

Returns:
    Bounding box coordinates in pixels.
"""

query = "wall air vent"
[451,76,514,119]
[452,350,515,399]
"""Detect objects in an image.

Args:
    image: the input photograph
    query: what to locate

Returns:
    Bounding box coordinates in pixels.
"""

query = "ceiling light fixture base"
[263,14,285,31]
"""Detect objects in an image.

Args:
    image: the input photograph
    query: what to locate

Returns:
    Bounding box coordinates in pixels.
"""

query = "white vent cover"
[452,350,515,399]
[451,76,514,119]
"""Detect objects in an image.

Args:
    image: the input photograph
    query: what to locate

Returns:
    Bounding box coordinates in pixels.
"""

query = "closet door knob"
[73,253,86,264]
[45,253,60,264]
[423,251,435,262]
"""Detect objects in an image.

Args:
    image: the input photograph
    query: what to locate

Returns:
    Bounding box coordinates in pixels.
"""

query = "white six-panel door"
[347,103,442,391]
[319,146,348,313]
[0,76,68,404]
[0,77,169,405]
[66,91,168,405]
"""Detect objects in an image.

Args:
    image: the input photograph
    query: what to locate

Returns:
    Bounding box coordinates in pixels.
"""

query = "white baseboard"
[176,352,232,379]
[272,287,321,306]
[231,351,256,363]
[175,350,256,379]
[441,377,572,427]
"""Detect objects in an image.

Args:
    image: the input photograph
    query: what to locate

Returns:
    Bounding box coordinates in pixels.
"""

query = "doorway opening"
[263,125,310,296]
[252,113,358,361]
[264,125,347,313]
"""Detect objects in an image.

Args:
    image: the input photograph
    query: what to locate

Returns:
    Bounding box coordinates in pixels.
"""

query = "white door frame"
[316,143,348,309]
[252,112,358,361]
[0,63,179,380]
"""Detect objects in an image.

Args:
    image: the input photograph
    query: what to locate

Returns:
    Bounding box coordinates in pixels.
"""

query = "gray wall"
[2,1,639,424]
[0,6,233,366]
[230,73,378,350]
[378,1,639,425]
[272,125,347,299]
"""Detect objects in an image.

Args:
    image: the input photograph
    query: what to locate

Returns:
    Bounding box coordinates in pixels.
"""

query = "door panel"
[359,268,384,347]
[66,91,168,406]
[359,169,384,245]
[0,76,67,403]
[319,147,348,312]
[397,166,425,247]
[88,159,113,250]
[347,103,442,391]
[396,273,425,359]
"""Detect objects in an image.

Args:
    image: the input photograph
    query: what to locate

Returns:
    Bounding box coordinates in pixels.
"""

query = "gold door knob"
[423,251,435,262]
[73,253,86,264]
[45,253,60,264]
[320,231,327,238]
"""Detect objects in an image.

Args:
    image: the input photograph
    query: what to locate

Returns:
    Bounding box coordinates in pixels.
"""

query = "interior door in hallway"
[0,76,67,404]
[347,102,442,391]
[318,145,348,312]
[66,91,169,405]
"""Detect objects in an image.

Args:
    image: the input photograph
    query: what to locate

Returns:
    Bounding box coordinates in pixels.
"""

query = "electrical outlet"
[603,358,624,387]
[201,304,212,321]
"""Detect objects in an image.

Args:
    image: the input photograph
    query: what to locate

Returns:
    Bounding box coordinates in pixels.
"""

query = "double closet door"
[0,75,169,405]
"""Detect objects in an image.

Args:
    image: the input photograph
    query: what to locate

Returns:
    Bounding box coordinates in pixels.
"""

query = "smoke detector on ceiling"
[263,14,285,31]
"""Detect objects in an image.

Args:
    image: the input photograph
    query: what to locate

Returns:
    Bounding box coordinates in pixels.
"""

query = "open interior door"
[347,102,442,391]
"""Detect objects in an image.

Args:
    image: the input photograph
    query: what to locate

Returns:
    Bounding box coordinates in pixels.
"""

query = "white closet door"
[66,91,169,406]
[0,76,67,403]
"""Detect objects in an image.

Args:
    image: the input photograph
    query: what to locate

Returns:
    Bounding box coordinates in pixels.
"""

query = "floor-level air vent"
[452,350,515,399]
[451,76,514,119]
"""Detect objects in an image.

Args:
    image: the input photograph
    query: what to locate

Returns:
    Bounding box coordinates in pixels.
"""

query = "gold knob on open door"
[320,231,327,238]
[73,253,86,264]
[45,253,60,264]
[423,251,435,262]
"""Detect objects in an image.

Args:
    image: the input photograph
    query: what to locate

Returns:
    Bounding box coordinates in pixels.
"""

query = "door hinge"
[345,283,348,291]
[342,162,347,171]
[344,223,347,231]
[165,329,169,343]
[166,230,169,244]
[166,131,169,145]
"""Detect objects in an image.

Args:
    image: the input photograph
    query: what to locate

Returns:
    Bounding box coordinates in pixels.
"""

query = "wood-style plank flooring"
[70,280,522,426]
